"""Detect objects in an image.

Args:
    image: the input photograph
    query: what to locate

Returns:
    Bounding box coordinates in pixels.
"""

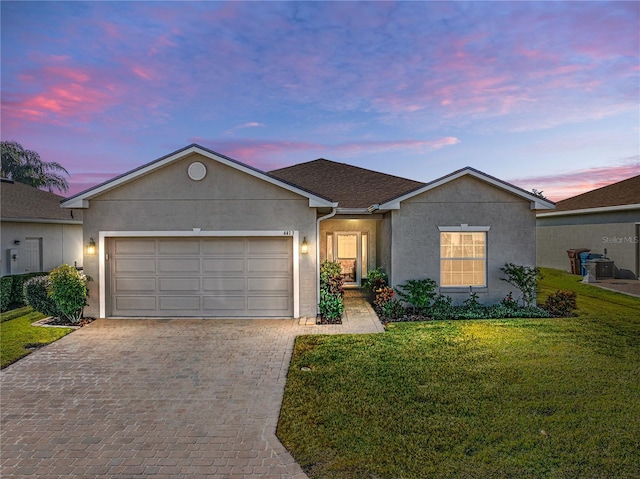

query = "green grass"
[277,268,640,478]
[1,306,73,369]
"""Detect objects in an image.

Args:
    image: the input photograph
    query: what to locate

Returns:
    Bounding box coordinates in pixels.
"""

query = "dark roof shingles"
[0,180,81,221]
[552,175,640,212]
[269,159,425,208]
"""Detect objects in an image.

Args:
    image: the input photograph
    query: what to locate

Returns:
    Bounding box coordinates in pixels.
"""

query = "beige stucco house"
[61,144,554,319]
[1,179,83,276]
[537,175,640,279]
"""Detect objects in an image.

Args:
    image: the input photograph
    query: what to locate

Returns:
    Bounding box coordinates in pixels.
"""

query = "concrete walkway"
[0,294,382,478]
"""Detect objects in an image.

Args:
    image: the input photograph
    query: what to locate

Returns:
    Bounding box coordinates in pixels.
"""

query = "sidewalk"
[298,289,385,334]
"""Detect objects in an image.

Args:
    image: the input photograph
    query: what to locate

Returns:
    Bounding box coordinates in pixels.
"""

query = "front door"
[24,238,42,272]
[335,232,360,286]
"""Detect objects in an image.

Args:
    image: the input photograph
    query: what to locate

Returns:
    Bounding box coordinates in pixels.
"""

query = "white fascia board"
[60,198,89,208]
[335,207,373,215]
[61,145,335,209]
[310,199,339,208]
[378,168,556,211]
[536,203,640,217]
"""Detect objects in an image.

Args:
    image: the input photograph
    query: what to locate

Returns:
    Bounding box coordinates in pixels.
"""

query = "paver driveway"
[1,318,323,478]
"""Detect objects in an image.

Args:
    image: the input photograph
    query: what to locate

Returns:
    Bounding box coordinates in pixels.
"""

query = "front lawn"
[0,306,74,369]
[277,269,640,478]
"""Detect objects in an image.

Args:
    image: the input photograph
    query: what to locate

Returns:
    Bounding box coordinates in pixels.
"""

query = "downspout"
[316,208,337,316]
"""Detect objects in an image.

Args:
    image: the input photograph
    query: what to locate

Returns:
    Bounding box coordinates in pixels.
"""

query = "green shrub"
[319,290,344,322]
[0,277,12,312]
[363,267,388,296]
[542,290,578,317]
[23,276,60,317]
[0,272,49,311]
[500,263,542,307]
[459,291,485,319]
[319,261,344,322]
[48,265,89,324]
[395,278,437,314]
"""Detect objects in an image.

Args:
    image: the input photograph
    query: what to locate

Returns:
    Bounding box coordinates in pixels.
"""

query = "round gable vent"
[188,161,207,181]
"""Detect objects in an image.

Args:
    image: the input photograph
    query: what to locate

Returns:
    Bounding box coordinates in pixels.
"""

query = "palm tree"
[1,141,69,193]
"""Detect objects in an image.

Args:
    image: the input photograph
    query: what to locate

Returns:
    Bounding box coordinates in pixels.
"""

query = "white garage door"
[108,237,293,318]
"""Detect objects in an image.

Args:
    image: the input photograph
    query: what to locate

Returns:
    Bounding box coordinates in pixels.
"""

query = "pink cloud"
[509,160,640,202]
[190,136,461,171]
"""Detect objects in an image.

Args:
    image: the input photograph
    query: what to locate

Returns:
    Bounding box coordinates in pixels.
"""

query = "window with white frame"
[439,228,488,287]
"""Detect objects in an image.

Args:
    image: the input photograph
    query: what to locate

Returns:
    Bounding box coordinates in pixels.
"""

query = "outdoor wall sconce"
[13,240,20,245]
[300,237,309,254]
[86,238,96,256]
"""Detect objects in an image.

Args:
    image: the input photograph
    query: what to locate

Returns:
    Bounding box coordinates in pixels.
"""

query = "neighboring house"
[537,175,640,279]
[61,144,554,319]
[0,179,83,276]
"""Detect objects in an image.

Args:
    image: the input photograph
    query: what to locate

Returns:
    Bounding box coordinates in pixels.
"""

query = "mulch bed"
[33,316,97,328]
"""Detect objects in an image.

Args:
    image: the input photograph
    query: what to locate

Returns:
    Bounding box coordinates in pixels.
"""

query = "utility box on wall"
[6,248,19,275]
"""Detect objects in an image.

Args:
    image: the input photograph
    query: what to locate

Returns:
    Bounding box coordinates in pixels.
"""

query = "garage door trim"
[98,230,301,318]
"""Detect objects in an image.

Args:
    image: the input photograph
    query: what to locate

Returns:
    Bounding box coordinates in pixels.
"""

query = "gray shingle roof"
[552,175,640,212]
[269,159,425,208]
[0,180,82,222]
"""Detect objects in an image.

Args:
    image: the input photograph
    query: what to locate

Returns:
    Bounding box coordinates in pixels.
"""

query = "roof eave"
[537,203,640,217]
[378,167,556,210]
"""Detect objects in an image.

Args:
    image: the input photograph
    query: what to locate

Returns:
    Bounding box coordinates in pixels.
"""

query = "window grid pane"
[440,232,486,287]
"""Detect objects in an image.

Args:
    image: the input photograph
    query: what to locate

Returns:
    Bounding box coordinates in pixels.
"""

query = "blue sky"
[1,1,638,200]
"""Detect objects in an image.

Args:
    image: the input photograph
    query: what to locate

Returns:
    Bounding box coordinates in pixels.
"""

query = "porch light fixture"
[300,237,309,254]
[86,238,96,256]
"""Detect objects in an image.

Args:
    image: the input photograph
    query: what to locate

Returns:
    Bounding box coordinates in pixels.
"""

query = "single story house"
[537,175,640,279]
[61,144,554,319]
[1,179,83,277]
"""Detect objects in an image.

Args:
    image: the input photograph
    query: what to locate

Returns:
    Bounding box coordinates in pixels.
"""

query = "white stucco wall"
[0,221,83,276]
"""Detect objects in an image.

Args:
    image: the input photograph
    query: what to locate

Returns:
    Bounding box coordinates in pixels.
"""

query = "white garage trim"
[98,230,301,318]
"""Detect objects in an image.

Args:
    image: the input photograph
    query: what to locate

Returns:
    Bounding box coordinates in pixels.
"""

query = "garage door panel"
[115,277,156,293]
[248,296,289,311]
[159,240,200,255]
[109,237,292,318]
[202,239,245,254]
[203,296,246,311]
[114,258,156,273]
[247,257,290,273]
[159,296,201,311]
[247,277,289,292]
[115,239,156,255]
[159,277,200,292]
[202,277,245,292]
[202,258,244,273]
[115,296,157,311]
[158,258,200,273]
[248,238,289,254]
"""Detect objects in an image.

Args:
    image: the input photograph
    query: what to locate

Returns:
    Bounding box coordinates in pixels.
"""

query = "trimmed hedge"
[0,272,48,312]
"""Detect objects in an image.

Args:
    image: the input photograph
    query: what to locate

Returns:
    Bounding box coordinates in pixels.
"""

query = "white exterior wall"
[0,221,83,276]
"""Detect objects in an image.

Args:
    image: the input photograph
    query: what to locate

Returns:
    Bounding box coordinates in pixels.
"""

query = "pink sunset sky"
[1,1,638,201]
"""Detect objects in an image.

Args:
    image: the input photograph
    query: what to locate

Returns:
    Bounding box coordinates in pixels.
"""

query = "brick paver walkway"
[1,295,383,478]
